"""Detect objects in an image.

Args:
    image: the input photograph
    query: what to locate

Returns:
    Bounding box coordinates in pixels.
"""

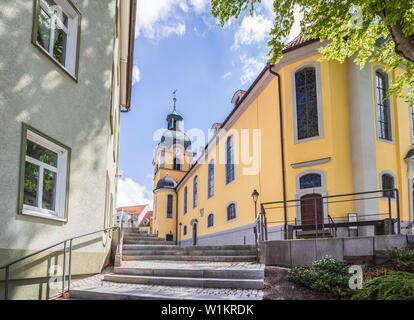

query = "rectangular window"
[193,176,198,208]
[375,71,392,141]
[20,125,70,221]
[208,161,214,198]
[295,67,319,140]
[184,186,187,214]
[167,194,173,219]
[33,0,81,78]
[226,137,235,184]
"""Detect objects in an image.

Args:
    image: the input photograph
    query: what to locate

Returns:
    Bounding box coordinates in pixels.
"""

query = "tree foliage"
[211,0,414,100]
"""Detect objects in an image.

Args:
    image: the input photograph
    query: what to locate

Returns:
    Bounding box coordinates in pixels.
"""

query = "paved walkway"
[70,263,264,300]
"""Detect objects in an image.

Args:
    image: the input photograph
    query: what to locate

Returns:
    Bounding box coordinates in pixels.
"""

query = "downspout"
[267,63,288,239]
[175,189,178,245]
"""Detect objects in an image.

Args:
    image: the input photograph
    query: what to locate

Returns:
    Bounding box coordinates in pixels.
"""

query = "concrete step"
[114,267,263,280]
[122,255,256,262]
[122,249,256,256]
[69,287,262,300]
[297,230,332,239]
[123,240,175,245]
[123,235,163,240]
[123,229,149,234]
[123,233,156,237]
[103,274,263,290]
[122,244,256,250]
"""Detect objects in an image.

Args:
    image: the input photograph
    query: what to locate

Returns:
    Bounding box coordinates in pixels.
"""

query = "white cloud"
[222,71,232,79]
[232,15,273,50]
[117,177,153,209]
[286,5,303,42]
[240,54,266,85]
[160,23,186,38]
[135,0,210,39]
[261,0,275,17]
[189,0,209,14]
[132,65,140,86]
[135,0,187,39]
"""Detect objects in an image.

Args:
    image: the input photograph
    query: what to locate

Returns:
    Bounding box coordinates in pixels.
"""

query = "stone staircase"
[69,228,264,300]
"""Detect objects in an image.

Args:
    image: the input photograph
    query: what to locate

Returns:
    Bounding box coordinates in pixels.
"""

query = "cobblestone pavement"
[71,265,263,300]
[121,260,265,270]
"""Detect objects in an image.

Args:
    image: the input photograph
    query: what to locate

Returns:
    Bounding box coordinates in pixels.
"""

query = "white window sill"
[22,207,67,222]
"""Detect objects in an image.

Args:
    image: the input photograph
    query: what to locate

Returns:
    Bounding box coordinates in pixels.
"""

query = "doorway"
[192,223,197,245]
[300,193,323,227]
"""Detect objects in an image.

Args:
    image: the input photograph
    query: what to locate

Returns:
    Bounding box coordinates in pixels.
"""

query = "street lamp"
[251,189,259,218]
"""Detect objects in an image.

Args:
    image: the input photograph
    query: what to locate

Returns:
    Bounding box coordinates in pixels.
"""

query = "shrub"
[384,246,414,272]
[289,256,352,297]
[351,271,414,300]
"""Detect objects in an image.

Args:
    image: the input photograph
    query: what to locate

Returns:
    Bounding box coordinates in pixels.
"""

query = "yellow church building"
[152,36,414,245]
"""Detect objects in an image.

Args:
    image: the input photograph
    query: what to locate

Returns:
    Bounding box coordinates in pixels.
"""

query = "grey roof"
[159,129,192,151]
[405,148,414,159]
[156,176,177,189]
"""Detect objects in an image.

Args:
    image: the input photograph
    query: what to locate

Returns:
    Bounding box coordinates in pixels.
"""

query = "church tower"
[152,96,194,241]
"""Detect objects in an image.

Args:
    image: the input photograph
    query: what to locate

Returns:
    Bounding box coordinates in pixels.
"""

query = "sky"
[117,0,302,209]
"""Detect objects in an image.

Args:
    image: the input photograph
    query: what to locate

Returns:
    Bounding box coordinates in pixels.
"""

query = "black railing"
[260,189,401,240]
[0,227,119,300]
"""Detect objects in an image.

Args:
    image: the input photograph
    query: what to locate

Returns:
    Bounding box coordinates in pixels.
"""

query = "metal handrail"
[328,215,337,238]
[253,212,262,261]
[0,226,119,300]
[261,189,401,239]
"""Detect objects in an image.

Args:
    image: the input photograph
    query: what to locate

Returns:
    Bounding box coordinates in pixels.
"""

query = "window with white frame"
[225,136,235,184]
[207,213,214,228]
[227,203,236,221]
[166,194,173,218]
[295,67,319,140]
[381,172,395,198]
[193,175,198,208]
[375,70,392,141]
[34,0,80,77]
[207,160,214,198]
[22,127,69,221]
[183,186,187,214]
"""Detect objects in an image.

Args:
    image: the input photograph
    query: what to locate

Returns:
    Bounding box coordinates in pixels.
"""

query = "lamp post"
[251,189,260,260]
[251,189,259,219]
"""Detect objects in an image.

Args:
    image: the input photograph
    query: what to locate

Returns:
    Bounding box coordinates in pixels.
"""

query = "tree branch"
[377,9,414,63]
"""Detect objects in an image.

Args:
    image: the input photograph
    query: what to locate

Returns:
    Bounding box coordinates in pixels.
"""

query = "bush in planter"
[351,271,414,300]
[289,256,352,297]
[384,246,414,272]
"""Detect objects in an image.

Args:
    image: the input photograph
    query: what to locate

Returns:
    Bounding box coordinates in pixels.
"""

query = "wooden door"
[192,223,197,245]
[300,194,323,227]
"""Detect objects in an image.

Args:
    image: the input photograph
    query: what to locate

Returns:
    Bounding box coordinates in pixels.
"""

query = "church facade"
[152,36,414,245]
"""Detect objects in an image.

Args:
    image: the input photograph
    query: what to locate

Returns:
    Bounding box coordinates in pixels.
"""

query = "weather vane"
[172,90,177,107]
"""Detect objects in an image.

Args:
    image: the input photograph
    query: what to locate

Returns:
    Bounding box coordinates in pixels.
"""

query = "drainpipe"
[267,63,288,240]
[175,191,178,245]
